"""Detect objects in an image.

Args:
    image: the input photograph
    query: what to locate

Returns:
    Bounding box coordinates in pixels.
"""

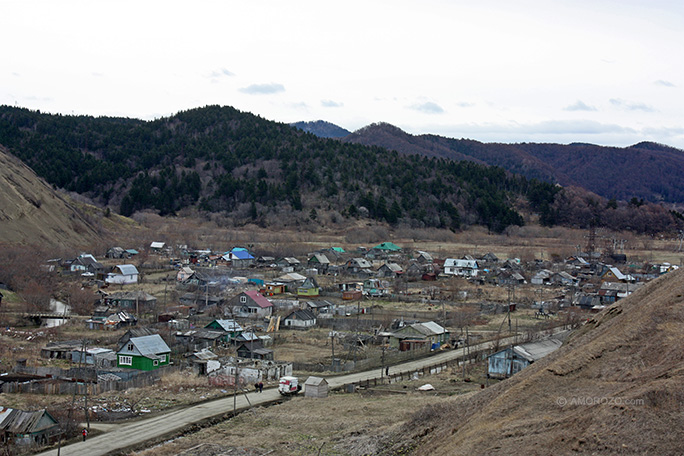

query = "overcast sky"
[2,0,683,148]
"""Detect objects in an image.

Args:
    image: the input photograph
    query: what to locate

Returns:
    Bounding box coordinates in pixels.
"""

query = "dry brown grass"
[131,365,490,456]
[393,268,684,456]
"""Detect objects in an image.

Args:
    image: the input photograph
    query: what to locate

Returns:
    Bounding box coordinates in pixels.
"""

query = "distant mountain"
[291,120,351,138]
[342,123,684,204]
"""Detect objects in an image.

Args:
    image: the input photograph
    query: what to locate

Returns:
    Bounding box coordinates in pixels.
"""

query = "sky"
[2,0,684,149]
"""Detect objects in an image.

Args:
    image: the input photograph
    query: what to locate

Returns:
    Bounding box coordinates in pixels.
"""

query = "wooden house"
[531,269,553,285]
[443,259,479,277]
[175,329,226,351]
[488,338,562,379]
[345,258,373,274]
[227,290,273,319]
[494,270,526,286]
[176,266,194,282]
[308,253,331,273]
[297,277,320,297]
[204,319,243,341]
[389,321,449,349]
[377,262,403,278]
[551,271,579,286]
[0,407,60,446]
[105,264,139,285]
[415,250,434,264]
[236,342,274,360]
[366,242,402,259]
[104,291,157,311]
[116,334,171,371]
[224,248,255,268]
[601,266,635,283]
[282,309,317,329]
[276,257,301,271]
[263,283,286,296]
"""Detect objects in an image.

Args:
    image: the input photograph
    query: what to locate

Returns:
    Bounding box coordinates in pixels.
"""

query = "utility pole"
[507,285,514,333]
[330,319,335,372]
[233,357,237,414]
[354,300,360,364]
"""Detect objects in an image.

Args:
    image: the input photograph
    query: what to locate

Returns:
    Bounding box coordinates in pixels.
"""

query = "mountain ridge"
[0,105,680,236]
[336,122,684,203]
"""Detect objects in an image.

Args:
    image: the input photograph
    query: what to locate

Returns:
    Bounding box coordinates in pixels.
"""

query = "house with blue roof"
[223,248,255,268]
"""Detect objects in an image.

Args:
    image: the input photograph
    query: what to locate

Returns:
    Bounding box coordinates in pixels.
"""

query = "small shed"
[304,376,329,398]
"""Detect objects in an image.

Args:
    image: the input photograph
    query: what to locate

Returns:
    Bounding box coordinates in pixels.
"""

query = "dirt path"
[37,327,568,456]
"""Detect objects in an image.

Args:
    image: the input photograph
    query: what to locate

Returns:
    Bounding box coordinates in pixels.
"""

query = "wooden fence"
[1,366,181,395]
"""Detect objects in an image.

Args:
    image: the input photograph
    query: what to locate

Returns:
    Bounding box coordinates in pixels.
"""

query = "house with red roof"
[227,290,273,319]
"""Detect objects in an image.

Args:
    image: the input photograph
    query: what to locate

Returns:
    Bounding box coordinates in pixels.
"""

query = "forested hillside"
[0,105,679,234]
[343,123,684,203]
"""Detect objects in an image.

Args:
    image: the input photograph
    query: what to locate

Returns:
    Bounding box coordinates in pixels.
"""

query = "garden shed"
[304,376,329,398]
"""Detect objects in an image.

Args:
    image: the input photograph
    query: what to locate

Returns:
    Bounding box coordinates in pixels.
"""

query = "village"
[0,236,679,452]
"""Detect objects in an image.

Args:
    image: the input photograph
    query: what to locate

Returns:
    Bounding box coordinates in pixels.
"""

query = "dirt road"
[37,328,566,456]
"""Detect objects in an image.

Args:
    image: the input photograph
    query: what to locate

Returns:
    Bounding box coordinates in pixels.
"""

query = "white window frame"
[240,296,247,303]
[153,359,159,366]
[119,355,132,366]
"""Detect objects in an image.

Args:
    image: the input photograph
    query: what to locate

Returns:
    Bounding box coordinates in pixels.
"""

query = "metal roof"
[129,334,170,356]
[207,319,243,332]
[412,321,446,336]
[115,264,139,275]
[244,290,274,308]
[231,250,254,260]
[513,338,563,362]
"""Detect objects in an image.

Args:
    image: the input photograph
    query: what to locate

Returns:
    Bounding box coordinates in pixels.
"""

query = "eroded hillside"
[0,146,111,249]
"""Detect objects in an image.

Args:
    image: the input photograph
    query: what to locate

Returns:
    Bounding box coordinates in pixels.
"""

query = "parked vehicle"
[278,376,301,396]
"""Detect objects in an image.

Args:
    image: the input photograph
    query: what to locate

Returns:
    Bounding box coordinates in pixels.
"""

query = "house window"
[161,354,167,363]
[240,296,247,303]
[127,343,133,351]
[119,355,132,366]
[153,359,159,366]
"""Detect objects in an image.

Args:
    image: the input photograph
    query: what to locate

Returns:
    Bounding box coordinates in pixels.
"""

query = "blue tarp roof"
[232,250,254,260]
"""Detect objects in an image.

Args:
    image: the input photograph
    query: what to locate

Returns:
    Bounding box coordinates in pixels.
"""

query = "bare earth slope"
[392,268,684,455]
[0,146,106,249]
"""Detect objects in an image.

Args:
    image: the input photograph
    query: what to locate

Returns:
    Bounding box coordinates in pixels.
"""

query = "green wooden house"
[204,319,243,342]
[116,334,171,371]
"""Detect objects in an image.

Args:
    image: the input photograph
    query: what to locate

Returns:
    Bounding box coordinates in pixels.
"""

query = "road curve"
[37,328,565,456]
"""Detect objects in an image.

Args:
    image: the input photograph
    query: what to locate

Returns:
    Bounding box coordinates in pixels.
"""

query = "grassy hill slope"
[386,268,684,455]
[0,145,116,249]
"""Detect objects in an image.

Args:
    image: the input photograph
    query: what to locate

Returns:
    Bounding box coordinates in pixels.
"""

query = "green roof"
[331,247,345,253]
[372,242,401,251]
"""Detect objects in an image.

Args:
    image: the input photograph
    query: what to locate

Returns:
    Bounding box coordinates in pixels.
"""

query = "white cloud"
[609,98,655,112]
[564,100,597,112]
[321,99,343,108]
[410,101,444,114]
[209,68,235,78]
[654,79,675,87]
[238,83,285,95]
